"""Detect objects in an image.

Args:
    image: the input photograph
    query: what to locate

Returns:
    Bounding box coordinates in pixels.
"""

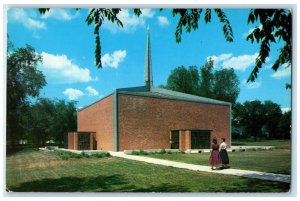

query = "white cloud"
[243,24,263,38]
[281,107,291,114]
[63,88,84,100]
[271,63,291,79]
[9,8,46,30]
[39,52,94,83]
[207,53,262,71]
[86,86,99,97]
[207,53,233,67]
[140,8,155,18]
[222,53,259,71]
[101,50,126,68]
[102,9,155,32]
[242,79,262,89]
[157,16,170,26]
[41,8,80,21]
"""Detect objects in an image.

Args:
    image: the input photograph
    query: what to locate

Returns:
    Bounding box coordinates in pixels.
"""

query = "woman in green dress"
[219,138,230,169]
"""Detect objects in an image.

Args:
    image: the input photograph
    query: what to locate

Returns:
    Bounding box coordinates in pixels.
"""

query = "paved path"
[109,152,291,183]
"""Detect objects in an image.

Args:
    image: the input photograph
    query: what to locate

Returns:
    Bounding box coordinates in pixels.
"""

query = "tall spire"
[144,26,153,87]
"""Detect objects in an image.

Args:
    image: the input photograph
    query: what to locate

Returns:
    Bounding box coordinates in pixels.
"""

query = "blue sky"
[7,8,291,111]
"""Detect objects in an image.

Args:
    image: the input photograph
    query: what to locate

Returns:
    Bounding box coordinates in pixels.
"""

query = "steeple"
[144,26,153,87]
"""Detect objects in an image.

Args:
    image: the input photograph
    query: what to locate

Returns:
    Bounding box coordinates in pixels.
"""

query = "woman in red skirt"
[209,137,222,170]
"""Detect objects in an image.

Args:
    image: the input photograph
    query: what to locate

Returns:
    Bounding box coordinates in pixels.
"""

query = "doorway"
[171,130,179,149]
[191,130,211,149]
[78,132,90,150]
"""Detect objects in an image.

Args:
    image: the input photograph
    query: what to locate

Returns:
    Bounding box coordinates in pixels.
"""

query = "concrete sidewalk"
[109,152,291,183]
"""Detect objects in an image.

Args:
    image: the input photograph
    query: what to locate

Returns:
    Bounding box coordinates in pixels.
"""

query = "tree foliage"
[235,100,266,141]
[6,40,77,150]
[171,9,233,43]
[163,59,240,104]
[198,58,214,98]
[278,110,291,139]
[7,43,46,149]
[246,9,292,83]
[213,68,240,104]
[165,66,200,95]
[232,100,289,140]
[26,98,77,147]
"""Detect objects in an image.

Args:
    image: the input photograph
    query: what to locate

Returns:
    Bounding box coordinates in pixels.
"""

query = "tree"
[52,100,77,146]
[162,59,240,104]
[165,66,200,94]
[263,101,282,139]
[26,98,77,147]
[26,98,56,147]
[7,43,46,150]
[232,100,289,140]
[198,58,214,98]
[213,68,240,103]
[233,100,266,141]
[278,110,291,139]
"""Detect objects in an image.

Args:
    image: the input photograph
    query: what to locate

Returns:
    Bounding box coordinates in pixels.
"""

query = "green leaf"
[204,9,211,23]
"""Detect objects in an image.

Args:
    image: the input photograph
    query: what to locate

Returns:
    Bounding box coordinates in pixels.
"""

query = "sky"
[6,7,292,111]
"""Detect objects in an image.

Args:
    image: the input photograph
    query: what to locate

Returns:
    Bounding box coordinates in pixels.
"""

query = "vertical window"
[191,130,211,149]
[78,133,90,150]
[171,130,179,149]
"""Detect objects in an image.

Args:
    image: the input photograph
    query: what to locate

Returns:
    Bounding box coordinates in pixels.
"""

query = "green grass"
[147,149,291,174]
[6,149,290,192]
[145,140,291,175]
[231,139,291,149]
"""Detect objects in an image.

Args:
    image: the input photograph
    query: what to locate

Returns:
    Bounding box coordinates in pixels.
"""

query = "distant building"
[68,28,231,151]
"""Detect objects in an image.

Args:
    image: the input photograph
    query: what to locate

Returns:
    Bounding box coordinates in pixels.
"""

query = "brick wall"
[78,95,114,151]
[118,94,230,151]
[68,132,75,149]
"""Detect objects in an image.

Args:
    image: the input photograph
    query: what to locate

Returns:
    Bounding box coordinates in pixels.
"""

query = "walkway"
[109,152,291,183]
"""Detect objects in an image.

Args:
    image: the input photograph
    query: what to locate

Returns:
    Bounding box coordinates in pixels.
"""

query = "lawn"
[146,140,291,174]
[145,149,291,174]
[231,139,291,149]
[6,149,290,192]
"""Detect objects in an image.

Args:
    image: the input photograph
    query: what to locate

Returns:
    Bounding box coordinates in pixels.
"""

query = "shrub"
[159,149,167,154]
[53,150,111,160]
[52,150,80,160]
[81,151,90,158]
[140,150,149,155]
[131,150,141,155]
[91,152,111,158]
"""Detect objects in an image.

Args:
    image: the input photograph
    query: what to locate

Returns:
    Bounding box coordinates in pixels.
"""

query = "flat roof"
[118,86,231,106]
[78,86,231,112]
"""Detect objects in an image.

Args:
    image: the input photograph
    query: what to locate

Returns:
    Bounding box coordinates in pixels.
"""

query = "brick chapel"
[68,27,231,152]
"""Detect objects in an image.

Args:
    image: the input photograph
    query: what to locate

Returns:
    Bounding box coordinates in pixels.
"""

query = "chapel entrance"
[170,129,211,151]
[191,130,211,149]
[78,132,91,150]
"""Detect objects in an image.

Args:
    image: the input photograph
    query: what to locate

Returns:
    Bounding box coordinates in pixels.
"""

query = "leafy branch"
[172,9,233,43]
[246,9,291,83]
[86,9,123,68]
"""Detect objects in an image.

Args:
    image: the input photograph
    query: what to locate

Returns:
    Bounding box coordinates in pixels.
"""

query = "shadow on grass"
[131,183,190,192]
[10,175,128,192]
[8,173,290,193]
[6,147,38,156]
[8,175,190,192]
[222,177,290,193]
